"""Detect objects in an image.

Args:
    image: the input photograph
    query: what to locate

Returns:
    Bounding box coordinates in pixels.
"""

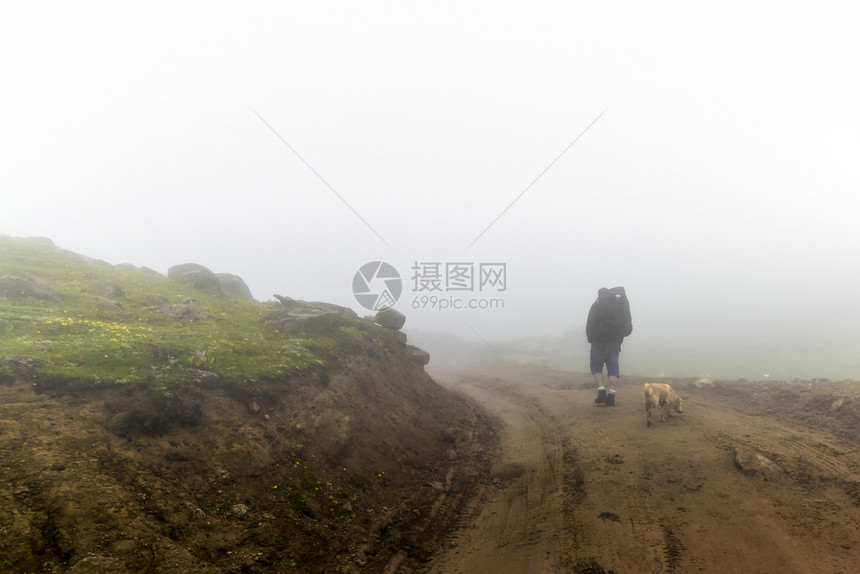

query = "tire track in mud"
[420,374,581,573]
[540,385,682,573]
[426,370,860,574]
[475,378,576,570]
[686,397,860,509]
[525,379,816,574]
[660,525,685,573]
[693,405,854,473]
[435,372,692,574]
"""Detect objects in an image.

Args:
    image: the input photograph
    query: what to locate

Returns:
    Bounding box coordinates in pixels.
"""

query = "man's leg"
[606,350,620,406]
[591,344,608,404]
[606,376,617,406]
[593,372,607,403]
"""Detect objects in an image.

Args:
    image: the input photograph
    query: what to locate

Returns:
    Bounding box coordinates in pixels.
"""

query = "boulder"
[216,273,255,300]
[158,302,208,322]
[266,298,358,333]
[734,446,782,481]
[407,346,430,366]
[167,263,221,293]
[374,307,406,330]
[274,294,356,316]
[393,330,408,347]
[0,275,58,301]
[267,308,347,333]
[94,296,123,310]
[168,264,255,299]
[830,397,850,412]
[86,279,125,299]
[273,293,294,305]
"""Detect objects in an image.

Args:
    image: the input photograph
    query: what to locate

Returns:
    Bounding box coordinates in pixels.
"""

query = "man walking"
[586,287,633,406]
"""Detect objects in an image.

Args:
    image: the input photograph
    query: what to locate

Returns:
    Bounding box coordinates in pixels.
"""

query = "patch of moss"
[347,472,371,490]
[288,489,310,513]
[334,490,358,502]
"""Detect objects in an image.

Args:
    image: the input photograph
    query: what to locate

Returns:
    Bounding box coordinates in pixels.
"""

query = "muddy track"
[420,366,860,574]
[416,372,576,573]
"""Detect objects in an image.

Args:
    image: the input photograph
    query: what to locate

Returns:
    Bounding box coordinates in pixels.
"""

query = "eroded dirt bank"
[423,365,860,574]
[0,352,492,573]
[3,357,858,573]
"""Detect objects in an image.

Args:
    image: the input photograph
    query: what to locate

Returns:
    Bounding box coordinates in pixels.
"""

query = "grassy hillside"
[0,235,489,573]
[0,235,384,389]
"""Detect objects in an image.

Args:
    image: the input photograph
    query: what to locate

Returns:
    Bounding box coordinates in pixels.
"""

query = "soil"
[422,364,860,574]
[2,355,859,573]
[0,349,492,574]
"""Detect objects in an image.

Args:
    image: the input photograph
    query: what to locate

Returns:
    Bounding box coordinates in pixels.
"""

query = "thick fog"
[2,2,859,379]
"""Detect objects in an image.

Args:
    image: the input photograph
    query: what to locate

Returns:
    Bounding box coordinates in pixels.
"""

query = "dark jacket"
[586,287,632,344]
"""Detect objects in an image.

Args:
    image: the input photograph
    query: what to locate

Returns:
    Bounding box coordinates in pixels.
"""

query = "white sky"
[2,1,859,375]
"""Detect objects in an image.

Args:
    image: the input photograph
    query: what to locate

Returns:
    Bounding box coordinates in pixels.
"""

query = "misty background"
[2,2,858,380]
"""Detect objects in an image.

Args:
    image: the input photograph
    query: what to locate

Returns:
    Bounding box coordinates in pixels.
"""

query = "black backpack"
[596,286,632,340]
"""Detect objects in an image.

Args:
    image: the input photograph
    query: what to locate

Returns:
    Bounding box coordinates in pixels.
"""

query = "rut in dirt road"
[419,372,584,573]
[423,366,860,574]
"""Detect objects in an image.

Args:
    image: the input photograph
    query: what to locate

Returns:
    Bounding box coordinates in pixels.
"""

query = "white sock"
[598,386,605,391]
[608,389,615,394]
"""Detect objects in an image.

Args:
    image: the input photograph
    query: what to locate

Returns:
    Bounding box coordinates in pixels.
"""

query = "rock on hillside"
[374,307,407,330]
[267,294,359,332]
[216,272,254,300]
[167,263,255,300]
[0,275,59,301]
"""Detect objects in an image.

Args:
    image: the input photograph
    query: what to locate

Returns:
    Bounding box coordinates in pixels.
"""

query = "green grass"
[278,463,369,516]
[0,235,377,389]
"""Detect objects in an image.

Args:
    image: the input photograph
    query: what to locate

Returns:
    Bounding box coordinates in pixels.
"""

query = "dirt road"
[422,365,860,574]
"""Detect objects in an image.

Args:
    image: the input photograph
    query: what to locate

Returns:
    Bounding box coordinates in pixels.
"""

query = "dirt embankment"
[0,349,493,574]
[4,355,859,574]
[423,365,860,574]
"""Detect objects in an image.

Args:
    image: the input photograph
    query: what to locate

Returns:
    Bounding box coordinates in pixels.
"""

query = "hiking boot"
[594,388,607,404]
[606,391,616,407]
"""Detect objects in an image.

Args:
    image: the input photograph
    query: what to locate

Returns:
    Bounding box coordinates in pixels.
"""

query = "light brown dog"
[644,383,683,427]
